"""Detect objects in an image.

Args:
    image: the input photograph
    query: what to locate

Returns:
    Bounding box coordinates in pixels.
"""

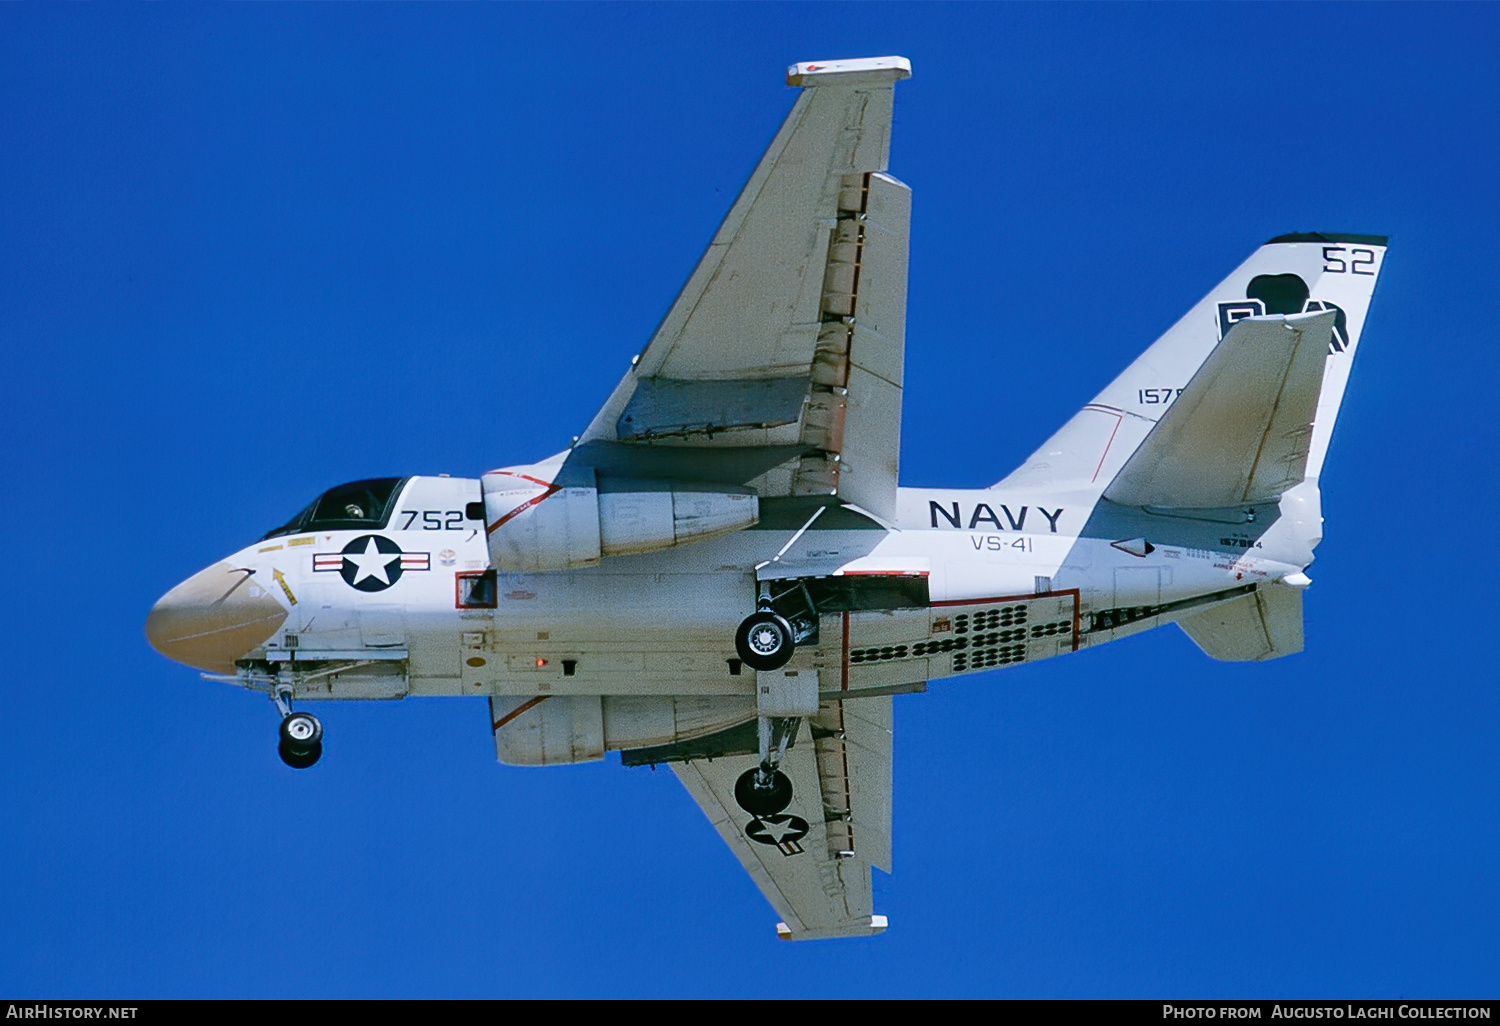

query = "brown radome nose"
[146,562,288,674]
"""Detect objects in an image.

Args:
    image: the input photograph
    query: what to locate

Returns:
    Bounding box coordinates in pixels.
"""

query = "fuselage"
[146,473,1315,704]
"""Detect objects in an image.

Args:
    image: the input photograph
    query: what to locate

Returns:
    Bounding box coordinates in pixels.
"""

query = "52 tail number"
[1323,246,1377,275]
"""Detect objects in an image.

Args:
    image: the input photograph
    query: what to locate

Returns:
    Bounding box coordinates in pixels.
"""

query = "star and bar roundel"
[313,535,430,592]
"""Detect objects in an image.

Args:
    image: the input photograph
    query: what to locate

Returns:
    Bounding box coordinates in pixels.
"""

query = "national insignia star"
[751,815,805,845]
[343,537,399,586]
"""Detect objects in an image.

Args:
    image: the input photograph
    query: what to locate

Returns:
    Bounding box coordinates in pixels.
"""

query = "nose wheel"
[273,684,323,769]
[278,711,323,769]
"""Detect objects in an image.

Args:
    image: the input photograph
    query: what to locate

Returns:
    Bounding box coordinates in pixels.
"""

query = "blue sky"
[4,2,1499,998]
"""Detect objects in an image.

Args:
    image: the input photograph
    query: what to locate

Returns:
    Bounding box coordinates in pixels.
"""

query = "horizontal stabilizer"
[1105,310,1335,508]
[1176,586,1304,662]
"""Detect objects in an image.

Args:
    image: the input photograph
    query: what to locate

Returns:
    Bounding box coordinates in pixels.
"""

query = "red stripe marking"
[1090,409,1124,483]
[484,470,556,488]
[485,483,561,535]
[838,570,929,577]
[491,695,551,732]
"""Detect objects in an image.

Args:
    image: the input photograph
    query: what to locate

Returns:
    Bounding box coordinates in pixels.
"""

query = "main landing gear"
[732,582,813,815]
[735,585,797,672]
[734,716,798,817]
[273,683,323,769]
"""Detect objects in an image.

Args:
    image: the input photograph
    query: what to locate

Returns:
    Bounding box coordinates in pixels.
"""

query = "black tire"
[279,711,323,751]
[735,767,793,817]
[735,610,795,671]
[279,740,322,769]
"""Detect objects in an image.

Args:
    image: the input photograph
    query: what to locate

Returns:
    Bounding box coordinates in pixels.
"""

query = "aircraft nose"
[145,562,289,674]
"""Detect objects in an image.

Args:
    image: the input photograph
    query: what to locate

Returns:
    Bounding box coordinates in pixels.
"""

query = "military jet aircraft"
[146,55,1385,940]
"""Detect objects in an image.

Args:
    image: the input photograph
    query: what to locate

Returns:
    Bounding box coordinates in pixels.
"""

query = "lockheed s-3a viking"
[146,56,1386,940]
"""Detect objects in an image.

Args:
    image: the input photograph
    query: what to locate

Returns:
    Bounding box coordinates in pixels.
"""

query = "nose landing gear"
[273,684,323,769]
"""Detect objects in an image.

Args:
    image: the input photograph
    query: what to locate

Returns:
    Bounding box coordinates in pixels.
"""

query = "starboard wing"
[573,58,912,520]
[668,695,893,940]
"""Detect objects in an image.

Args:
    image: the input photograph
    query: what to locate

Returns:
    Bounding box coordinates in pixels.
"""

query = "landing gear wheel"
[735,610,795,672]
[279,711,323,750]
[735,767,793,817]
[278,712,323,768]
[278,740,323,769]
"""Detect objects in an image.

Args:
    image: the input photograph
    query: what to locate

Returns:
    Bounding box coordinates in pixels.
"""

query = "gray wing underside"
[576,67,910,519]
[671,695,893,940]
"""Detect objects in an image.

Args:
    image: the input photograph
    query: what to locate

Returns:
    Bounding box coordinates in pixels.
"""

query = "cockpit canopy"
[263,477,408,539]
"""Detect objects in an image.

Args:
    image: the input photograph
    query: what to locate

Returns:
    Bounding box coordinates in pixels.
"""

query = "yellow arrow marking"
[272,568,298,606]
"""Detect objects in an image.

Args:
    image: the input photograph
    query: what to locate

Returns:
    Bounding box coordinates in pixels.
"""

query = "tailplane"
[999,233,1387,496]
[1177,587,1305,662]
[1103,309,1335,508]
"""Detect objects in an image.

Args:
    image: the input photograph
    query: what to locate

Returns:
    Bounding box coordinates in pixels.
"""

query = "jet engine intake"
[482,470,758,572]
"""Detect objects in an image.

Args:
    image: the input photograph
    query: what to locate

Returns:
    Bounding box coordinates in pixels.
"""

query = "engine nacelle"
[482,468,758,572]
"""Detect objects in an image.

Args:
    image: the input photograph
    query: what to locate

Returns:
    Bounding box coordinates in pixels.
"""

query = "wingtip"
[787,56,912,87]
[775,914,889,940]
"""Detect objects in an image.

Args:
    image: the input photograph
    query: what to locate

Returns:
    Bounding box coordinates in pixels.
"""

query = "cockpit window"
[262,477,408,539]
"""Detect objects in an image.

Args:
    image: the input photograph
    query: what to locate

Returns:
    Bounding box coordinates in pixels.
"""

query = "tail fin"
[999,233,1387,495]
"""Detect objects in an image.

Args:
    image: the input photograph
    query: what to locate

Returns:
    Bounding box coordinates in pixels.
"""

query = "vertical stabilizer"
[999,234,1386,493]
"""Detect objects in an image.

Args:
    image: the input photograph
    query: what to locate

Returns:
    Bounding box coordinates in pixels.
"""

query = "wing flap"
[815,694,893,872]
[1105,310,1336,508]
[832,173,909,517]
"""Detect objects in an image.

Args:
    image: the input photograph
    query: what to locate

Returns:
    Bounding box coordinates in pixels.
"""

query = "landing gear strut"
[273,683,323,769]
[734,716,798,817]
